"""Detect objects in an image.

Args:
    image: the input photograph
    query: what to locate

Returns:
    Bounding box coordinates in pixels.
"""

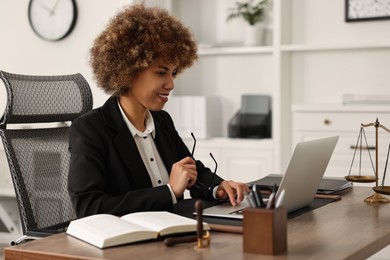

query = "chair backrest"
[0,70,92,237]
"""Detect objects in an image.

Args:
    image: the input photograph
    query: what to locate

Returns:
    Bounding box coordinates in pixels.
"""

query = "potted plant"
[226,0,270,46]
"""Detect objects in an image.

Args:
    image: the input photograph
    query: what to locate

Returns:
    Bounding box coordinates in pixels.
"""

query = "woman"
[68,4,248,218]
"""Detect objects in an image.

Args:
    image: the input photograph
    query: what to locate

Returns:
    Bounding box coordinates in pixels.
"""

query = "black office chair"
[0,70,93,245]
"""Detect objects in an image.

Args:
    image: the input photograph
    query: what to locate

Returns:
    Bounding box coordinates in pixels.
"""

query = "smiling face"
[126,61,178,112]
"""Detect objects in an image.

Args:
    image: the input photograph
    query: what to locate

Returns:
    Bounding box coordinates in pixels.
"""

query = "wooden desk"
[4,187,390,260]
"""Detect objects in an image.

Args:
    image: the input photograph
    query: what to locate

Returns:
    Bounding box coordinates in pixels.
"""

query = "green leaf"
[226,0,270,25]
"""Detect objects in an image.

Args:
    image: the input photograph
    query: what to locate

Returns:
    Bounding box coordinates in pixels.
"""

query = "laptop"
[201,136,339,219]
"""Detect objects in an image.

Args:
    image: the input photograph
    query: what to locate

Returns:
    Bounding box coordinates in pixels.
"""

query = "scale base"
[364,192,390,204]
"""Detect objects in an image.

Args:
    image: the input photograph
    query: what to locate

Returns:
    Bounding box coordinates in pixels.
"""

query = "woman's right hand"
[168,156,197,198]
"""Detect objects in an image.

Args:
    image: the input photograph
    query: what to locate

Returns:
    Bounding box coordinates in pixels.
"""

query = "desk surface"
[4,187,390,260]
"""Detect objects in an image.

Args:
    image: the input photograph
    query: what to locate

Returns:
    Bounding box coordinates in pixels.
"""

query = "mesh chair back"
[0,70,92,237]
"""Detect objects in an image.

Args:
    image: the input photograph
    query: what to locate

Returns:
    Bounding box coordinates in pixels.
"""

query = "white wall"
[289,0,390,105]
[1,0,390,129]
[0,0,138,109]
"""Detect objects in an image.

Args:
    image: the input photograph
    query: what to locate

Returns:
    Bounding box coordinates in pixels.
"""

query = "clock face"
[28,0,77,41]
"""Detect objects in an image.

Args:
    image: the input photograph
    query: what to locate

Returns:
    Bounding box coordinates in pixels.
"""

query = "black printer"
[228,95,271,139]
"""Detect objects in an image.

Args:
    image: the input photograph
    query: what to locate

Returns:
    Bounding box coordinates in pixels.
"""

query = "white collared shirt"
[117,100,177,204]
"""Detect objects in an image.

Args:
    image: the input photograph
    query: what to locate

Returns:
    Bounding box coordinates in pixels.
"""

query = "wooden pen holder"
[243,207,287,255]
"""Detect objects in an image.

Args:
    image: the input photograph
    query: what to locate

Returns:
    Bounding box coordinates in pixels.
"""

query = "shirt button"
[143,136,147,139]
[158,180,162,184]
[150,158,154,162]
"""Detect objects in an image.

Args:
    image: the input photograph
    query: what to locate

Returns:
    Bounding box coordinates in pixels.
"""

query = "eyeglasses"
[190,132,217,191]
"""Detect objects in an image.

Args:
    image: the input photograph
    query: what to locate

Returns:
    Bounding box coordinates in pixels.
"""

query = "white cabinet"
[292,105,390,187]
[184,138,274,183]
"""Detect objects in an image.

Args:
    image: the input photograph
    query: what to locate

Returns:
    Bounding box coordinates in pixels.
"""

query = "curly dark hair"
[90,4,198,95]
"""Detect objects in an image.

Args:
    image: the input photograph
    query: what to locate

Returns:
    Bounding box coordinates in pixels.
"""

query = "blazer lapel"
[101,97,152,188]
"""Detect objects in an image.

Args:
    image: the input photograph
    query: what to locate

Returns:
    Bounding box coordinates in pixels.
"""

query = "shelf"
[292,104,390,113]
[198,42,390,56]
[281,42,390,52]
[198,45,273,56]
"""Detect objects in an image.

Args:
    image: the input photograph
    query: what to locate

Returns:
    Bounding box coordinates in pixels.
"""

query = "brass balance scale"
[345,118,390,203]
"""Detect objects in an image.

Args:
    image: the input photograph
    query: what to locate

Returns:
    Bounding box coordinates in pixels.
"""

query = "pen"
[252,184,261,207]
[254,184,266,207]
[275,189,285,208]
[266,192,275,209]
[266,183,278,209]
[246,192,256,208]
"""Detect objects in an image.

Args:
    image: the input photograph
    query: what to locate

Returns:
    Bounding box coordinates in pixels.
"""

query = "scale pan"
[373,186,390,195]
[345,175,377,183]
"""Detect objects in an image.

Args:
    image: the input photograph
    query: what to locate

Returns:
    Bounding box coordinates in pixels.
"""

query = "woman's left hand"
[215,180,249,206]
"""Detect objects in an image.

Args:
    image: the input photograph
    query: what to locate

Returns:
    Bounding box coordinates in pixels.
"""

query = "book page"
[66,214,157,248]
[121,211,209,236]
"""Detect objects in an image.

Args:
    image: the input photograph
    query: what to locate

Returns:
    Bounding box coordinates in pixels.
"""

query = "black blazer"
[68,96,223,217]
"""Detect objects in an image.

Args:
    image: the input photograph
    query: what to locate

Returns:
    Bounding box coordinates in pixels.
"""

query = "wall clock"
[28,0,78,41]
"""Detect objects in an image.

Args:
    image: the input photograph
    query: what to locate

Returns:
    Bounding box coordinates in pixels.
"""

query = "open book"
[66,211,210,248]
